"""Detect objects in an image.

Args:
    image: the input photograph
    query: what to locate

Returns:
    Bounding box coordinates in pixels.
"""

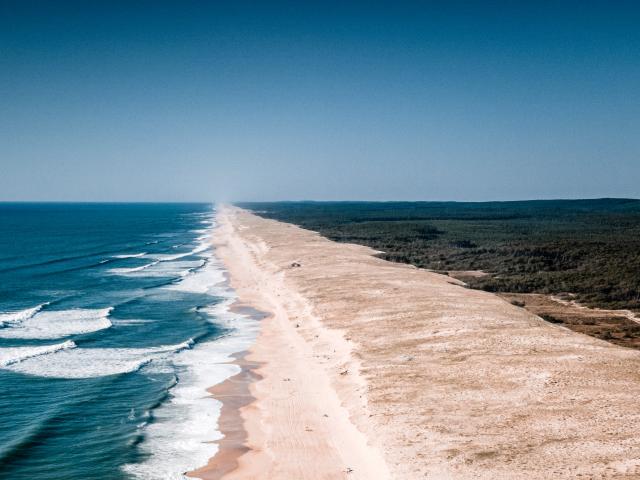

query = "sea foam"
[164,260,226,294]
[0,303,48,327]
[0,307,113,339]
[108,261,160,275]
[3,340,194,378]
[122,294,260,480]
[152,241,210,262]
[113,252,147,259]
[0,340,76,367]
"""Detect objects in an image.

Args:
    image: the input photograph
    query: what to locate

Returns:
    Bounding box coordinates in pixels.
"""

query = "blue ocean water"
[0,203,257,479]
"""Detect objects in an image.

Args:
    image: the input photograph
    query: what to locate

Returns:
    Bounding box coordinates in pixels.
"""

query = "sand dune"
[208,205,640,479]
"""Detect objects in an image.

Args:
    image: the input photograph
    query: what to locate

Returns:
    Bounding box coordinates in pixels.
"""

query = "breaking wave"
[0,307,113,339]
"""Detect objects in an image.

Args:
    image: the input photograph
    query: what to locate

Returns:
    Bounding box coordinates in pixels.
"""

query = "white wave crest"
[153,251,194,262]
[0,303,49,327]
[111,319,153,326]
[2,340,193,379]
[114,260,204,279]
[153,243,210,263]
[116,218,212,278]
[164,259,225,294]
[108,261,159,275]
[0,340,76,367]
[113,252,147,259]
[0,307,113,339]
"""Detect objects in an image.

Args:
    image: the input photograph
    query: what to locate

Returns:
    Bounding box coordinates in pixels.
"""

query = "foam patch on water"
[108,261,160,275]
[0,308,113,339]
[3,340,194,378]
[111,319,154,326]
[149,260,205,278]
[164,259,225,294]
[153,251,192,262]
[161,222,225,294]
[153,243,208,261]
[0,303,48,327]
[110,237,210,279]
[0,340,76,367]
[123,293,260,479]
[113,252,147,259]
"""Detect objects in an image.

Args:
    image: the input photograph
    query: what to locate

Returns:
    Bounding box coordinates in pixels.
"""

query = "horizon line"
[0,197,639,205]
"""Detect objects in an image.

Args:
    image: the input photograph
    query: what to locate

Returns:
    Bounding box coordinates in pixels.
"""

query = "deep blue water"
[0,203,252,479]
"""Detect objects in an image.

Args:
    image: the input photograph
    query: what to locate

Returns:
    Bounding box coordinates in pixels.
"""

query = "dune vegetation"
[239,199,640,313]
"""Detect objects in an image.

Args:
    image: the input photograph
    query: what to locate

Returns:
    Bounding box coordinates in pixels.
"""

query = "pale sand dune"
[210,205,640,479]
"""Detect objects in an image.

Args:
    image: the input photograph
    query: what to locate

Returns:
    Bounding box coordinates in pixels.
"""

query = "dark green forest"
[238,199,640,312]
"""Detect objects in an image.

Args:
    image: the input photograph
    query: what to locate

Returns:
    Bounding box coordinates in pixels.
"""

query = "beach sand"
[196,205,640,479]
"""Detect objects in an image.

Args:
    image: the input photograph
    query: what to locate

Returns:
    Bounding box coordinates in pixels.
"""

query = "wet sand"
[195,205,640,479]
[187,351,260,480]
[188,304,264,480]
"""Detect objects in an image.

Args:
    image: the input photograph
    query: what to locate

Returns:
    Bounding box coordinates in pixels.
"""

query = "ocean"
[0,203,257,479]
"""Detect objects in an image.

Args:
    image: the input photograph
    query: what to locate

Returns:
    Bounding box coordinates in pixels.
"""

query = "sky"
[1,1,639,202]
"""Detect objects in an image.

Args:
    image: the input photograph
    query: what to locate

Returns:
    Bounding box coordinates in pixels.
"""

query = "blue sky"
[1,1,639,201]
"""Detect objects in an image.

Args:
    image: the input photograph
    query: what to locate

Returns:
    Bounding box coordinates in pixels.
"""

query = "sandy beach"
[197,205,640,479]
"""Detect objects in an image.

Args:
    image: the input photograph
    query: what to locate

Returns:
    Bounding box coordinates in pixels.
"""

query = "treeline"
[238,199,640,312]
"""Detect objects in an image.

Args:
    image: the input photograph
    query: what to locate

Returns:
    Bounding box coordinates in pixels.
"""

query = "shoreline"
[187,349,261,480]
[187,298,265,479]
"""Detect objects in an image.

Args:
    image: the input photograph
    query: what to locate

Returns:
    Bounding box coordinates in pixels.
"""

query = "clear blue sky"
[1,1,639,201]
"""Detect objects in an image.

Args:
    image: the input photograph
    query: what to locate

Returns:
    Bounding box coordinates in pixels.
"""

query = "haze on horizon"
[1,1,639,203]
